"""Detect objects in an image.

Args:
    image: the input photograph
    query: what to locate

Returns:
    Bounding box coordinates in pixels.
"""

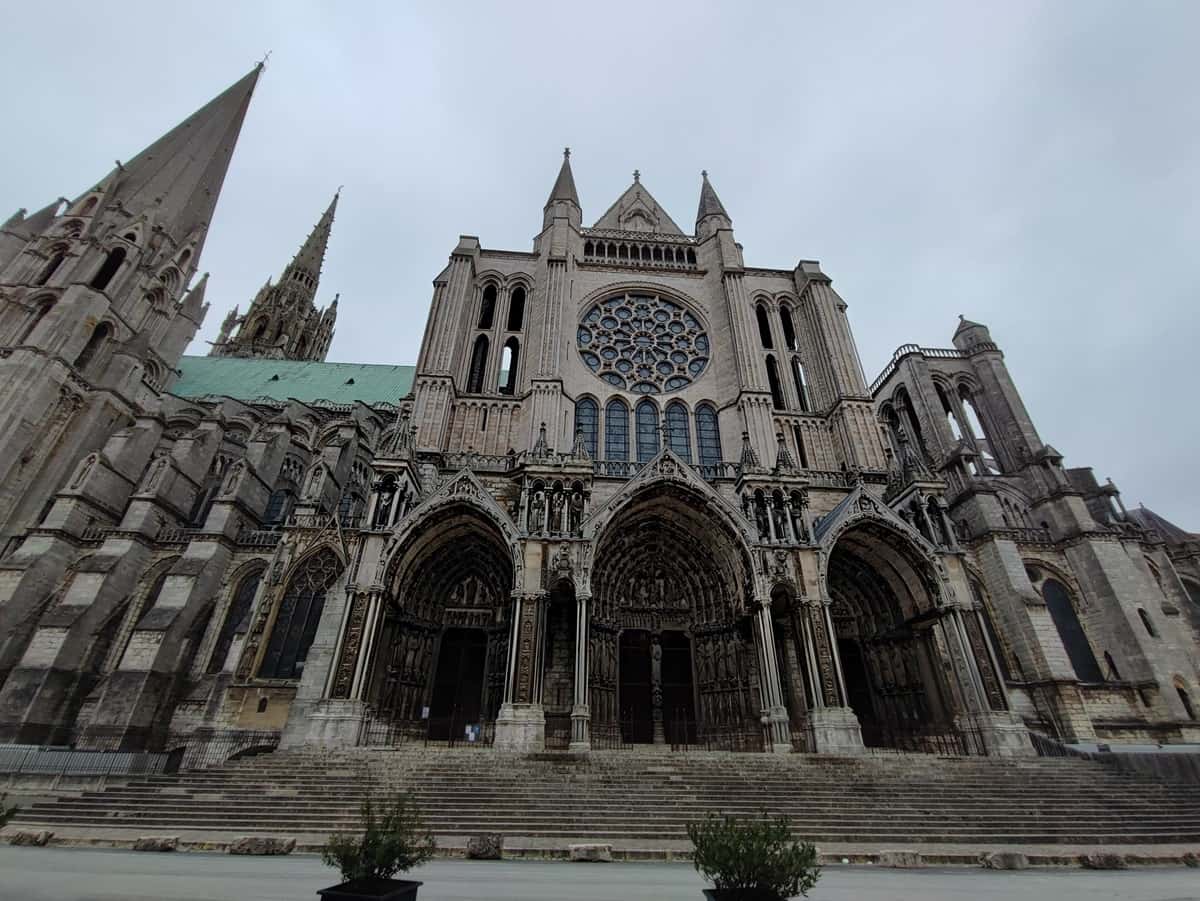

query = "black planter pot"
[317,878,422,900]
[701,890,783,901]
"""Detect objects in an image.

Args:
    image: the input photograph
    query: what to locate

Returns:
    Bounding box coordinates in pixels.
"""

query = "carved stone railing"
[236,528,282,549]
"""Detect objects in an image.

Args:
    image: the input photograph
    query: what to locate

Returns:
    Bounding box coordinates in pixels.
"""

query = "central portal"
[428,628,487,738]
[590,484,757,748]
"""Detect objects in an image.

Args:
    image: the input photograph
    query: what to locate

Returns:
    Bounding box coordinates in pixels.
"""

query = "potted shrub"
[318,793,436,900]
[686,811,821,900]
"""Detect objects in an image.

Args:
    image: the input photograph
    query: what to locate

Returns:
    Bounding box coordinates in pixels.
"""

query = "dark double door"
[428,628,487,739]
[618,630,695,743]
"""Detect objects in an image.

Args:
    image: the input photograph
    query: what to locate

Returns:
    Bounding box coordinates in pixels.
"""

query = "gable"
[591,181,686,236]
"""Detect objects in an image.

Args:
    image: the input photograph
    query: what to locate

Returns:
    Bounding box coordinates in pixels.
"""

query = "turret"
[543,148,582,231]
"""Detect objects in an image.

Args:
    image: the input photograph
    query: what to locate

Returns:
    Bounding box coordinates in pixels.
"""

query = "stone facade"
[0,73,1195,760]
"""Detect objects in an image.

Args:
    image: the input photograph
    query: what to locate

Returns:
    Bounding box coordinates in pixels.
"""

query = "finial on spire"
[564,147,570,159]
[258,50,272,70]
[633,169,640,183]
[701,169,708,179]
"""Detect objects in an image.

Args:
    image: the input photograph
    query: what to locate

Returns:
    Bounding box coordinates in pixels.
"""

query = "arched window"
[498,337,519,395]
[1042,578,1103,682]
[1103,651,1122,681]
[478,284,497,329]
[695,404,722,467]
[959,385,1000,473]
[264,488,293,526]
[1137,608,1158,638]
[207,570,263,674]
[467,335,489,394]
[971,580,1013,682]
[36,250,66,286]
[605,398,629,461]
[89,246,126,291]
[897,389,927,456]
[75,322,113,371]
[635,400,659,463]
[937,384,964,441]
[666,401,692,463]
[337,491,364,526]
[1178,682,1197,721]
[18,296,54,344]
[791,424,810,469]
[755,305,774,349]
[506,286,525,331]
[80,197,98,215]
[780,306,798,351]
[790,358,810,412]
[765,355,785,410]
[259,549,343,680]
[574,397,598,458]
[251,318,268,341]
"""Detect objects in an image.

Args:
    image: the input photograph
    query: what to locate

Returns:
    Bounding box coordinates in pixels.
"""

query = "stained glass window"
[1042,579,1102,682]
[696,404,722,467]
[259,550,343,680]
[666,401,692,463]
[208,570,263,674]
[605,399,629,461]
[574,398,598,458]
[635,400,659,463]
[577,292,710,394]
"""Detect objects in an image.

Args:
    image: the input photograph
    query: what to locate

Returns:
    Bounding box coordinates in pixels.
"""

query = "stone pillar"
[570,592,590,751]
[751,600,792,752]
[942,607,1034,758]
[495,591,546,751]
[804,599,864,754]
[651,632,666,745]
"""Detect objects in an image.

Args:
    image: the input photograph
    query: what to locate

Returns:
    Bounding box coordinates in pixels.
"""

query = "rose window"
[576,292,710,394]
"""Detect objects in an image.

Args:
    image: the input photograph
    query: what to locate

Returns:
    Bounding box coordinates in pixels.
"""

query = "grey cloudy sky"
[4,1,1198,527]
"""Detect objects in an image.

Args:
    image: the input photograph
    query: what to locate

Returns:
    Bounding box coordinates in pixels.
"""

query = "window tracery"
[577,292,709,394]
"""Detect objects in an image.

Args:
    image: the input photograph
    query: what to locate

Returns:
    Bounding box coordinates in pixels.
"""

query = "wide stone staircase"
[10,746,1200,847]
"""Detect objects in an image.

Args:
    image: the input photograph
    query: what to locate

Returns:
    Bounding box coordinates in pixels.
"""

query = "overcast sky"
[4,1,1198,527]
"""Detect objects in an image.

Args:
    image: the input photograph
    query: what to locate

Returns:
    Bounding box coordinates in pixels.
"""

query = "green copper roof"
[172,355,414,405]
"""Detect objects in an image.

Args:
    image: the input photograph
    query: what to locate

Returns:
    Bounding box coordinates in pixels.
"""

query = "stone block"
[132,836,178,852]
[465,833,503,860]
[878,850,923,868]
[228,836,295,855]
[1080,853,1128,870]
[981,851,1028,870]
[9,830,52,847]
[569,843,613,862]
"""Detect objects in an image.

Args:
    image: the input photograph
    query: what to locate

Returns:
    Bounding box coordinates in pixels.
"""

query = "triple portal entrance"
[359,492,1003,754]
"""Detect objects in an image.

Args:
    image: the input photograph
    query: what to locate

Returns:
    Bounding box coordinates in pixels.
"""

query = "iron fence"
[543,713,573,750]
[357,709,495,749]
[859,720,987,757]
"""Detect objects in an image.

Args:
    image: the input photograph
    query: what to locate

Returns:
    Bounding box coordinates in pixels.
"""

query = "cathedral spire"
[290,190,339,280]
[696,170,731,229]
[546,147,580,209]
[100,65,261,256]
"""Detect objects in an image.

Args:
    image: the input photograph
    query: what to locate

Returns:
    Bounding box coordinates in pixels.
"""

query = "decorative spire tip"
[564,147,570,159]
[633,169,641,183]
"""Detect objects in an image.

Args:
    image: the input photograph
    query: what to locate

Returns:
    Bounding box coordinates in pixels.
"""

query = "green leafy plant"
[321,793,436,881]
[687,812,820,900]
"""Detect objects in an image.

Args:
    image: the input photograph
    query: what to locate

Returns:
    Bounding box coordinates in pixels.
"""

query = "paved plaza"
[1,847,1198,901]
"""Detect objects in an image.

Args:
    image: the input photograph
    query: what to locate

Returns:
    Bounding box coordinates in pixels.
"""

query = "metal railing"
[0,744,171,779]
[543,713,573,751]
[357,709,495,749]
[859,720,987,757]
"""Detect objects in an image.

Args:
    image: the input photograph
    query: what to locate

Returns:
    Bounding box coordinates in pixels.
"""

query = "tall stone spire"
[103,65,262,256]
[695,170,731,237]
[209,191,341,362]
[290,190,338,281]
[546,148,580,208]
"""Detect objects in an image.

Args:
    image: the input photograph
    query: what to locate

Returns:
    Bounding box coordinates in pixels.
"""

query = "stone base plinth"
[960,710,1035,758]
[292,699,368,749]
[494,703,545,752]
[807,706,864,754]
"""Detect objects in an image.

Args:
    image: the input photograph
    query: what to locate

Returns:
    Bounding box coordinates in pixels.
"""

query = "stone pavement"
[2,846,1199,901]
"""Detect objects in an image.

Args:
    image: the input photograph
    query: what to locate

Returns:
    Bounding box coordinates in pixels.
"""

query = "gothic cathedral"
[0,68,1196,762]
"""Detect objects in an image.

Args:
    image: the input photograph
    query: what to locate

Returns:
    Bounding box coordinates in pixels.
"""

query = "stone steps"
[13,746,1200,846]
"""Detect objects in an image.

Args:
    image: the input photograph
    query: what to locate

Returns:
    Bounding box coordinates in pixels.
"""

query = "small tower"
[210,192,340,361]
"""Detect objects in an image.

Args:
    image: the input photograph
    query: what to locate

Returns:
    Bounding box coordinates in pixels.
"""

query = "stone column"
[750,599,792,752]
[651,632,666,745]
[804,599,864,753]
[494,591,547,751]
[570,592,591,751]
